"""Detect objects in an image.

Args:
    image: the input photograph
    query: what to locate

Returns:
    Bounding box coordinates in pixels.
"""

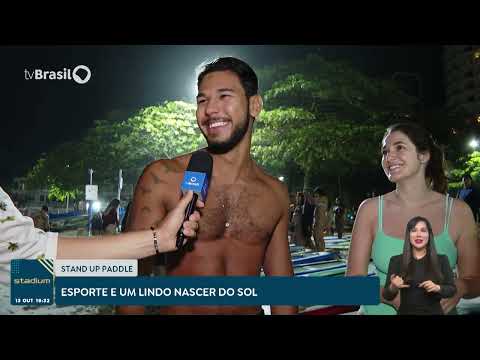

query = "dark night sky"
[0,45,444,186]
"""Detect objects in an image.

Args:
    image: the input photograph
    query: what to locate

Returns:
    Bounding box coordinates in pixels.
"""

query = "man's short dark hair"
[463,174,473,181]
[197,57,259,98]
[42,205,48,212]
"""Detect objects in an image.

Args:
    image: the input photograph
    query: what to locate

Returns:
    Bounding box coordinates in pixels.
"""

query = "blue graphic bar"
[55,276,380,306]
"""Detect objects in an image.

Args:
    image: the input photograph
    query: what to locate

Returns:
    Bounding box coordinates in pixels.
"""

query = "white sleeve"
[0,186,58,285]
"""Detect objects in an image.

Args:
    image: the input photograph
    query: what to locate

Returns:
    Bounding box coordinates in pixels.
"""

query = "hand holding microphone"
[155,190,205,251]
[176,150,213,250]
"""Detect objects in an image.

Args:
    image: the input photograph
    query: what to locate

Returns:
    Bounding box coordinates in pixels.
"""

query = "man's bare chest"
[194,186,277,245]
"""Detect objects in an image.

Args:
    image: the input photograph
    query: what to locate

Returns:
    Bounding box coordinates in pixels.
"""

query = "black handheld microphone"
[176,150,213,250]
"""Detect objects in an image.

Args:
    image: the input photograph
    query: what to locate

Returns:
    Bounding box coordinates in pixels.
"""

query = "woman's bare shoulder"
[357,195,381,216]
[449,197,476,229]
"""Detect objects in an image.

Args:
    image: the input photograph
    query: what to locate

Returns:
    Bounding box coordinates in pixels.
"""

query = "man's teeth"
[209,121,227,128]
[390,165,401,171]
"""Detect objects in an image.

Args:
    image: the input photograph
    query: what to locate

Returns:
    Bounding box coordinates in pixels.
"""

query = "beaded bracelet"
[150,227,160,255]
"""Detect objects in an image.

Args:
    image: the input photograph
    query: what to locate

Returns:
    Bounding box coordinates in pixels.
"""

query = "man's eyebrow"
[196,88,235,99]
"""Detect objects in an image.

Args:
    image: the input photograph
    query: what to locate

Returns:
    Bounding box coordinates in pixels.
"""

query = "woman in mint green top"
[346,122,480,315]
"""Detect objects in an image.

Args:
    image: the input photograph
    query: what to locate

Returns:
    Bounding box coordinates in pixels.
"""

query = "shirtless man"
[117,57,297,315]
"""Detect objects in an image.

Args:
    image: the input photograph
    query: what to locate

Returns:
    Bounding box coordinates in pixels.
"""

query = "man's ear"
[249,95,263,119]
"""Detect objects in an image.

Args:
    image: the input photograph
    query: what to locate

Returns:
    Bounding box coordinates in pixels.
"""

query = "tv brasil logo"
[24,65,91,84]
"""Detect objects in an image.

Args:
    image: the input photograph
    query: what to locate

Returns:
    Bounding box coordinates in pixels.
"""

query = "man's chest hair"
[196,185,277,243]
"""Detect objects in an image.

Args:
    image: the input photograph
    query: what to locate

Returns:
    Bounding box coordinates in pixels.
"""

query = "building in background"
[444,45,480,125]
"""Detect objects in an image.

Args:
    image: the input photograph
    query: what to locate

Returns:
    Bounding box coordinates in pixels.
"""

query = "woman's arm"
[57,229,174,260]
[57,191,202,260]
[346,197,400,310]
[452,200,480,297]
[346,199,376,277]
[1,186,201,266]
[441,200,480,313]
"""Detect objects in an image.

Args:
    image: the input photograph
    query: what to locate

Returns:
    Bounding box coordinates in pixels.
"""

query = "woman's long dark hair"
[400,216,444,283]
[104,199,120,214]
[383,123,448,194]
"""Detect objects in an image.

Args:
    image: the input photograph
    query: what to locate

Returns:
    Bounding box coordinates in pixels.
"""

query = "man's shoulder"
[133,154,192,200]
[253,165,288,200]
[141,154,189,175]
[137,154,192,185]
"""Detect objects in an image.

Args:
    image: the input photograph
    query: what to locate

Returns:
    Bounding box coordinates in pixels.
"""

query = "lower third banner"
[55,276,380,306]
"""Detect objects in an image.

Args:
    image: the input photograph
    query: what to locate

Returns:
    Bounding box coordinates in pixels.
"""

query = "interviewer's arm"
[116,160,179,315]
[57,191,202,259]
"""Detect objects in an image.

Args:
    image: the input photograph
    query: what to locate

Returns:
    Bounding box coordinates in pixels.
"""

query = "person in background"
[312,187,330,252]
[457,174,480,222]
[121,201,132,233]
[292,192,306,247]
[102,199,120,234]
[333,197,345,239]
[301,189,315,248]
[33,205,50,232]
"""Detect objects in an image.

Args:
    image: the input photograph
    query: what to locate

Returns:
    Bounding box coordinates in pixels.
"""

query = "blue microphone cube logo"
[182,171,209,201]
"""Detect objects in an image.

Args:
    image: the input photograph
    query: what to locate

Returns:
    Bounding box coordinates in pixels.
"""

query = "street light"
[92,201,101,212]
[469,139,479,149]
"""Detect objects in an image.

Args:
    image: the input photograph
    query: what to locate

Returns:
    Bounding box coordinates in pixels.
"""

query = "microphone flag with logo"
[176,150,213,249]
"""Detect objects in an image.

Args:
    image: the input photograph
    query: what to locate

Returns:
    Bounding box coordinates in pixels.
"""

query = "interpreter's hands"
[157,190,204,251]
[390,274,410,290]
[418,280,441,293]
